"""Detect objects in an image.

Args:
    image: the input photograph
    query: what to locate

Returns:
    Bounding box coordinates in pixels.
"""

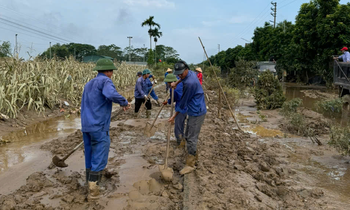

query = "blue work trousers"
[175,112,187,144]
[83,131,110,172]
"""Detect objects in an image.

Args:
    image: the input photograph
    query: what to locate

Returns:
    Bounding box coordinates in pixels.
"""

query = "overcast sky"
[0,0,348,63]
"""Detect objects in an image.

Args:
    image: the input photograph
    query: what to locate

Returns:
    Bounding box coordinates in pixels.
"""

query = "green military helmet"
[93,58,117,71]
[142,69,152,75]
[164,74,178,83]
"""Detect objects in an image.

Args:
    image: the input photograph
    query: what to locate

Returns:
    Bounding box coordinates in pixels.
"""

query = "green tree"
[149,27,162,63]
[154,45,179,63]
[0,41,11,57]
[141,16,161,51]
[147,49,155,66]
[97,44,123,60]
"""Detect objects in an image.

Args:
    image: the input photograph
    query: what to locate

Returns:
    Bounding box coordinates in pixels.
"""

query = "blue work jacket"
[177,71,207,116]
[146,78,158,100]
[134,76,147,99]
[168,82,187,114]
[81,73,128,132]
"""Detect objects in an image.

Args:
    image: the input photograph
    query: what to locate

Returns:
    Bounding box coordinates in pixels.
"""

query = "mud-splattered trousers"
[83,131,110,181]
[175,112,187,144]
[185,114,206,156]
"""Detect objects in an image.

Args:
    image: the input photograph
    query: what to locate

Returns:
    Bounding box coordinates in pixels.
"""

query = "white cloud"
[123,0,175,8]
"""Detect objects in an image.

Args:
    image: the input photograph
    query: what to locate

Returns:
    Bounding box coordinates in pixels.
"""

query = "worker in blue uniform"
[163,74,187,147]
[146,75,160,106]
[170,60,207,175]
[134,69,152,117]
[81,58,131,199]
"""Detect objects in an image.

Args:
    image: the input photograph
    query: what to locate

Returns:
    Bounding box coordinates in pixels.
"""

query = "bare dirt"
[1,84,350,210]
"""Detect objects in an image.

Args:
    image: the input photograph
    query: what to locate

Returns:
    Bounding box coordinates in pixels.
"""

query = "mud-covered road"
[1,84,350,210]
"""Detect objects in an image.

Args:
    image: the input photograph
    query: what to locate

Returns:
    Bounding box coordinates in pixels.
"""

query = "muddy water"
[0,115,81,174]
[283,83,337,110]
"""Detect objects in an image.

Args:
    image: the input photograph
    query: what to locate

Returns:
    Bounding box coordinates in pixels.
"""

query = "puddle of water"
[299,159,350,202]
[243,125,285,138]
[0,115,81,174]
[283,84,337,111]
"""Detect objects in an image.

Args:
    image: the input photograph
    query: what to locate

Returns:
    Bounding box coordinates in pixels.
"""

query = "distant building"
[257,61,276,73]
[82,55,113,63]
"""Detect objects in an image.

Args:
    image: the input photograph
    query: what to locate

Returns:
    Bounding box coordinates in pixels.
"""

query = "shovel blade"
[144,123,157,137]
[52,155,68,168]
[158,165,174,181]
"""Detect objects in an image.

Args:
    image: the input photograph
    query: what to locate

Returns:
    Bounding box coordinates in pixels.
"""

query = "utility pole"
[271,1,277,28]
[127,36,133,62]
[15,34,18,58]
[49,42,52,59]
[143,44,146,62]
[218,44,220,53]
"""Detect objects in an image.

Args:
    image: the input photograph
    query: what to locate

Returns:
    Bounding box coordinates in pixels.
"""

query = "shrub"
[253,71,286,110]
[329,126,350,156]
[280,98,303,116]
[227,60,258,90]
[316,98,343,118]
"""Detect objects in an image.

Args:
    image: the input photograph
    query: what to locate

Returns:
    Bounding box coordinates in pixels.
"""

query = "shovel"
[144,95,170,137]
[137,84,155,118]
[52,141,84,168]
[159,88,175,181]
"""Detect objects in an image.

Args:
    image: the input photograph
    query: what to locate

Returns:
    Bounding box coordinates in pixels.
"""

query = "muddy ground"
[1,85,350,209]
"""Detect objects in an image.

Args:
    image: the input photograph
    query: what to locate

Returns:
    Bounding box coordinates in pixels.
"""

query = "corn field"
[0,58,144,118]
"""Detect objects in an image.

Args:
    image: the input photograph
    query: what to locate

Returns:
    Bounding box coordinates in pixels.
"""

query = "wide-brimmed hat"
[195,67,202,73]
[164,74,178,83]
[93,58,117,71]
[142,69,152,75]
[136,71,142,76]
[166,68,172,73]
[341,47,348,51]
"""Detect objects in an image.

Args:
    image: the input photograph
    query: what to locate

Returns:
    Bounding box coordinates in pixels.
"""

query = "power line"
[0,17,74,43]
[279,0,300,9]
[0,20,68,44]
[230,4,271,45]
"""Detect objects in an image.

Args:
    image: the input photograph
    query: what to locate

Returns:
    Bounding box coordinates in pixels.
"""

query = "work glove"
[154,79,158,84]
[163,101,168,105]
[144,95,149,100]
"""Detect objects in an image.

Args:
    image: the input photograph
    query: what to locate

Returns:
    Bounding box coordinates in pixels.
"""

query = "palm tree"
[141,16,160,51]
[149,27,162,63]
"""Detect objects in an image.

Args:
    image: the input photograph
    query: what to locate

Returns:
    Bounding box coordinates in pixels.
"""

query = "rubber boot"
[85,169,91,185]
[146,110,151,118]
[180,155,196,175]
[88,181,100,200]
[88,171,101,200]
[178,138,186,149]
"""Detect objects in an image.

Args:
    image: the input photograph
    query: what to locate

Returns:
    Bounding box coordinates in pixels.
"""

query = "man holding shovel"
[134,69,152,117]
[81,58,131,199]
[163,74,187,147]
[146,75,161,106]
[170,60,207,175]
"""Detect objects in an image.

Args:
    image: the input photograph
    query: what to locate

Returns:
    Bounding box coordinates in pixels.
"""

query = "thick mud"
[1,84,350,209]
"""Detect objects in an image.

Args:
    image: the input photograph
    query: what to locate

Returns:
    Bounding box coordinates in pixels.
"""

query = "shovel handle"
[164,88,175,169]
[137,84,155,118]
[61,141,84,161]
[150,94,170,128]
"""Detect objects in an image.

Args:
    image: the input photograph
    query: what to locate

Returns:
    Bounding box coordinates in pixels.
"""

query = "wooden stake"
[198,37,242,131]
